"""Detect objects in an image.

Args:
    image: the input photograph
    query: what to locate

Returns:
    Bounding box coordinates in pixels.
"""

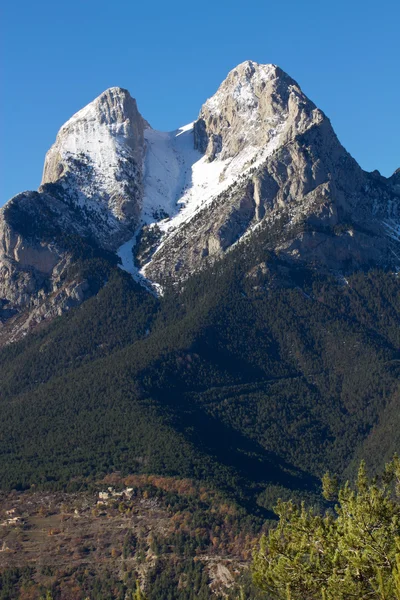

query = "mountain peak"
[224,60,290,83]
[43,86,145,172]
[41,85,146,229]
[194,60,320,162]
[204,60,307,107]
[61,86,138,130]
[227,59,277,76]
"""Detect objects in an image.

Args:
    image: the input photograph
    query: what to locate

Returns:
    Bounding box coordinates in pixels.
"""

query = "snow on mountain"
[138,62,399,284]
[42,87,146,230]
[193,61,321,161]
[118,62,317,278]
[136,121,286,265]
[39,61,323,265]
[2,60,400,342]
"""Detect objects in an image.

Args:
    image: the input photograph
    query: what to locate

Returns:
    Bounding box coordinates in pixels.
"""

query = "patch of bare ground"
[0,477,261,598]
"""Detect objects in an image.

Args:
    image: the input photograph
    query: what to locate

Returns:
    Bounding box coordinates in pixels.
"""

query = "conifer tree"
[252,457,400,599]
[132,580,148,600]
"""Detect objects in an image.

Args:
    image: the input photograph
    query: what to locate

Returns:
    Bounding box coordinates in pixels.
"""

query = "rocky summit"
[1,60,399,342]
[42,86,146,232]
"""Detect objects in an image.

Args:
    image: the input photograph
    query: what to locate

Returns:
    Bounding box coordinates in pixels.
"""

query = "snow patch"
[117,235,138,277]
[117,233,163,296]
[43,87,141,226]
[139,119,286,269]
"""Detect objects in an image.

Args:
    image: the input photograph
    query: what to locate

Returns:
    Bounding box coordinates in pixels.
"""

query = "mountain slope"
[0,88,146,342]
[0,251,399,508]
[142,62,400,283]
[1,61,399,600]
[42,86,146,237]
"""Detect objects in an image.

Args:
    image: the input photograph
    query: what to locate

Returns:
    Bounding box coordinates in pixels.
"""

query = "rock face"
[142,61,400,283]
[193,62,320,161]
[42,87,147,240]
[390,168,400,190]
[0,191,96,344]
[1,61,399,342]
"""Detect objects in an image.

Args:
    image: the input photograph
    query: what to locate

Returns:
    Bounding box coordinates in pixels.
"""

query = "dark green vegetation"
[0,231,399,597]
[0,566,259,600]
[252,457,400,599]
[0,237,399,506]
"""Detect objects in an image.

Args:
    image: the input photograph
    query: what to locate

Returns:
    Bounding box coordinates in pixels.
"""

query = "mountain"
[1,61,400,598]
[1,61,399,344]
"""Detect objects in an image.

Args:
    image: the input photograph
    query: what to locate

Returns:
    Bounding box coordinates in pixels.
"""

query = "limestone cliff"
[142,62,400,284]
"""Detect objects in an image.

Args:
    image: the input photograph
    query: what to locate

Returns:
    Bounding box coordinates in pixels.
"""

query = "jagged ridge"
[1,60,399,342]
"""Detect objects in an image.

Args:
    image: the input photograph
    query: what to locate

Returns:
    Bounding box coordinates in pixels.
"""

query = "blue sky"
[1,0,399,203]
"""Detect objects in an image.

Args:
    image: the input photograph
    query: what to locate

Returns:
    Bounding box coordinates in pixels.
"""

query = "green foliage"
[321,472,339,502]
[252,457,400,599]
[0,567,36,600]
[1,202,400,598]
[132,580,148,600]
[146,558,213,600]
[0,248,399,512]
[39,592,54,600]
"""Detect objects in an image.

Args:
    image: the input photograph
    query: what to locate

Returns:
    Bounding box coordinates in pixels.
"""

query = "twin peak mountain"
[1,61,399,342]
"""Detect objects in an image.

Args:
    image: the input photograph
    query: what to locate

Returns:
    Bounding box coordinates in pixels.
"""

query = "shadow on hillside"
[152,385,320,517]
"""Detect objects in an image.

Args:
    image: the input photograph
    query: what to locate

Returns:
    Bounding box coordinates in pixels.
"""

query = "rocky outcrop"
[42,87,147,231]
[193,61,322,162]
[143,64,400,283]
[0,191,97,344]
[390,168,400,190]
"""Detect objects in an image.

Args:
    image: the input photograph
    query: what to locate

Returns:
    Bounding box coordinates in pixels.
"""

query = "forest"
[0,233,399,597]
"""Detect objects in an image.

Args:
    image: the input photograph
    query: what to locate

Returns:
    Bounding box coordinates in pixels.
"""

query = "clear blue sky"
[1,0,399,203]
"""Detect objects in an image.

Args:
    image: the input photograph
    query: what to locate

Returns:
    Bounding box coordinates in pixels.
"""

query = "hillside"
[1,247,399,496]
